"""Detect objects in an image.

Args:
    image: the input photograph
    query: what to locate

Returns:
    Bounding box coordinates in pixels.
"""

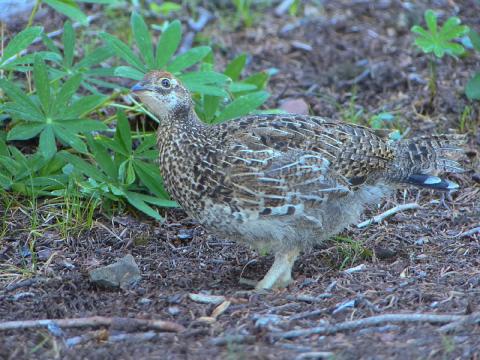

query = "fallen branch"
[454,226,480,238]
[0,316,185,333]
[357,203,421,228]
[65,330,175,347]
[208,334,256,346]
[274,312,478,339]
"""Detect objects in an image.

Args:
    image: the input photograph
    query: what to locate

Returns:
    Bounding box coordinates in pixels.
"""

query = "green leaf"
[469,30,480,52]
[58,151,105,181]
[2,103,45,122]
[7,123,45,140]
[39,126,57,159]
[244,72,269,90]
[224,54,246,81]
[114,66,145,80]
[115,110,132,154]
[186,83,228,97]
[44,0,88,24]
[167,46,211,73]
[150,2,182,16]
[125,191,163,220]
[0,79,43,119]
[60,119,107,132]
[53,74,82,114]
[76,46,114,68]
[33,55,51,114]
[216,91,269,122]
[131,12,154,69]
[134,160,170,199]
[179,71,230,86]
[119,160,136,185]
[140,193,177,208]
[203,95,221,122]
[62,21,75,68]
[101,33,146,72]
[86,135,117,179]
[54,127,87,153]
[425,10,437,34]
[0,172,11,189]
[0,26,43,65]
[466,72,480,100]
[67,95,106,118]
[155,20,182,69]
[229,82,258,93]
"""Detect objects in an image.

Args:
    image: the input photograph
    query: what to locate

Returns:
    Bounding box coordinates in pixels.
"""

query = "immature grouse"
[132,71,464,290]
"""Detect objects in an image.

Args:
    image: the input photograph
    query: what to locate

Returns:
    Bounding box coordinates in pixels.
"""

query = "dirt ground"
[1,1,480,359]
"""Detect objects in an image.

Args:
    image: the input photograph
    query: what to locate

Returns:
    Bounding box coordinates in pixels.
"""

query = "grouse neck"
[157,107,206,135]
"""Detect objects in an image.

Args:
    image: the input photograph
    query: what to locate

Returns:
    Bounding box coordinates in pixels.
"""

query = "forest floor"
[1,1,480,359]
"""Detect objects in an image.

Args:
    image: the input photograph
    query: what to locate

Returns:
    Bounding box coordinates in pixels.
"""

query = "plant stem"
[27,0,43,28]
[428,57,437,107]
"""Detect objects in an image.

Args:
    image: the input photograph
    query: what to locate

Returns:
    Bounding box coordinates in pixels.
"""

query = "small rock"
[253,314,282,328]
[89,254,141,289]
[279,98,309,115]
[415,237,429,246]
[168,306,181,316]
[37,248,53,261]
[138,297,152,305]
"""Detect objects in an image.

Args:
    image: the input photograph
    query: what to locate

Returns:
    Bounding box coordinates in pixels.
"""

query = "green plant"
[332,236,372,270]
[411,9,469,105]
[38,0,113,25]
[59,110,177,220]
[0,26,44,72]
[1,56,107,159]
[0,137,68,195]
[233,0,254,27]
[465,29,480,100]
[40,21,116,94]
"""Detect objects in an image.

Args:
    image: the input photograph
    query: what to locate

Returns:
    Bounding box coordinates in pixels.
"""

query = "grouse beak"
[130,82,145,93]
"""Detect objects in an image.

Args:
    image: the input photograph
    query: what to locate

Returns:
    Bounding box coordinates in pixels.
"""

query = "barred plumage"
[132,71,464,290]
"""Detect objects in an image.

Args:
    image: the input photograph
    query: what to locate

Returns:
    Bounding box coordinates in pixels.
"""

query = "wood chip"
[188,293,226,305]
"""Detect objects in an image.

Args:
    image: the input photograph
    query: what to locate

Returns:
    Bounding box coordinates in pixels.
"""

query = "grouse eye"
[161,78,171,88]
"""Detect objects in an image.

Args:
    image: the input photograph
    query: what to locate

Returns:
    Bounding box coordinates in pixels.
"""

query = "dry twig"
[0,316,185,333]
[357,203,421,228]
[274,312,479,339]
[454,226,480,238]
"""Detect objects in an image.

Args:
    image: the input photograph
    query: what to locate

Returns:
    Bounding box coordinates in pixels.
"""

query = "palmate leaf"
[44,0,88,24]
[0,26,43,66]
[0,79,43,120]
[114,66,145,80]
[101,33,146,72]
[115,110,132,154]
[33,56,51,114]
[124,191,163,220]
[224,54,247,81]
[39,126,57,159]
[411,10,469,58]
[466,72,480,100]
[7,123,45,141]
[62,21,76,68]
[216,91,269,122]
[131,12,154,68]
[155,20,182,69]
[167,46,211,73]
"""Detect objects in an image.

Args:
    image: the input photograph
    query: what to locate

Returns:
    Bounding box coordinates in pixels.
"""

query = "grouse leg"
[255,248,300,290]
